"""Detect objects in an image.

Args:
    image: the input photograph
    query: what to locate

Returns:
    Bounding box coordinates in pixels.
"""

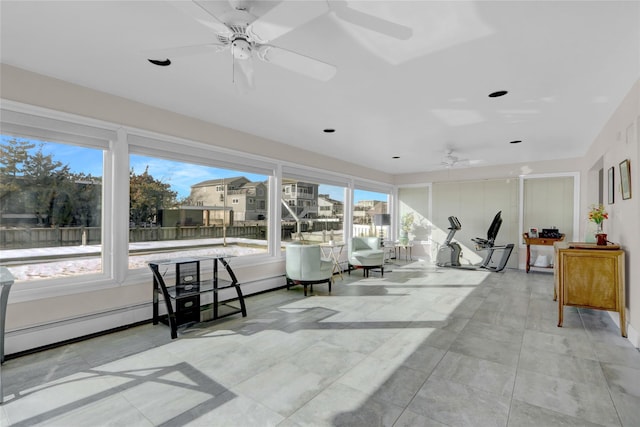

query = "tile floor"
[1,260,639,426]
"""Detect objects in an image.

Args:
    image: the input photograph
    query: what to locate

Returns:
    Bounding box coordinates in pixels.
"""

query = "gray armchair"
[286,243,333,296]
[348,237,385,277]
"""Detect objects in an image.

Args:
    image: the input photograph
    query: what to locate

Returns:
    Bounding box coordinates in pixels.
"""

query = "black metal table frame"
[149,257,247,339]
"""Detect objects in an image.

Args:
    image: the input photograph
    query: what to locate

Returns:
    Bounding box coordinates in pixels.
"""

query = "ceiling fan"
[441,149,471,168]
[146,0,412,91]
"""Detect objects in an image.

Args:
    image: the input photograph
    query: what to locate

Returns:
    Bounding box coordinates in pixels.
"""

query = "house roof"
[191,176,249,188]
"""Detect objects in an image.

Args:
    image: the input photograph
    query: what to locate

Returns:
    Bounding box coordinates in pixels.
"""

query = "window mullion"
[112,128,129,282]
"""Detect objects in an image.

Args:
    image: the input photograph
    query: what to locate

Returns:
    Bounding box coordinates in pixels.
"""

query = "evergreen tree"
[0,138,36,207]
[21,147,71,226]
[130,166,178,226]
[70,173,101,227]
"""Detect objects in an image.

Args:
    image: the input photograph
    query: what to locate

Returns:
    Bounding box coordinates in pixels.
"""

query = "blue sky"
[3,136,386,202]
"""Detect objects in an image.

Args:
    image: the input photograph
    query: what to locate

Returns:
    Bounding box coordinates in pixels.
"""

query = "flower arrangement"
[588,204,608,232]
[401,213,415,232]
[399,213,414,244]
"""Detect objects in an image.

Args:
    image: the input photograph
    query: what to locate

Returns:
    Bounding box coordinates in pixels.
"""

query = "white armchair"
[286,243,333,296]
[348,237,385,277]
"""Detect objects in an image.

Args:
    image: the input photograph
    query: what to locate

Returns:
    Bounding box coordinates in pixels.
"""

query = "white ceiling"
[1,1,639,175]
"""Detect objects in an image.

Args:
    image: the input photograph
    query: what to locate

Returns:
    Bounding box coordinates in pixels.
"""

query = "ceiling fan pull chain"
[231,46,235,84]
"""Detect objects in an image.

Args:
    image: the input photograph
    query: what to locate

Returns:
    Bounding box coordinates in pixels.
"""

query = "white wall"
[431,179,519,269]
[580,79,640,347]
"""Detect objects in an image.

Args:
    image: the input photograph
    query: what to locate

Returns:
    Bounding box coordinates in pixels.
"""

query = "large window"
[281,176,345,244]
[0,104,395,299]
[127,154,269,269]
[353,189,389,239]
[0,136,104,282]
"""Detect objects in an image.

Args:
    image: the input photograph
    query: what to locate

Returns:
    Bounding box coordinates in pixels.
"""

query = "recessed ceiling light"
[323,129,335,133]
[392,156,400,159]
[148,58,171,66]
[488,90,508,98]
[509,140,522,144]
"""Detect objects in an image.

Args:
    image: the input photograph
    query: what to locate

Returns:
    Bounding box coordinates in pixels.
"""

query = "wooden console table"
[523,232,565,272]
[149,256,247,339]
[554,242,626,337]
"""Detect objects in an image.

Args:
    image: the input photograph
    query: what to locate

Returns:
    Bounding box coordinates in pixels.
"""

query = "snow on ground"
[1,238,268,281]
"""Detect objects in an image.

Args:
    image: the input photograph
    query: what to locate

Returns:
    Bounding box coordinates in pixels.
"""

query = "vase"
[595,222,607,245]
[399,230,409,246]
[596,233,608,245]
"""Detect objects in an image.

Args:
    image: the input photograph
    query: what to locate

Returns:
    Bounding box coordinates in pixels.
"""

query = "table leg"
[526,244,531,273]
[152,277,159,325]
[557,291,564,328]
[333,247,343,280]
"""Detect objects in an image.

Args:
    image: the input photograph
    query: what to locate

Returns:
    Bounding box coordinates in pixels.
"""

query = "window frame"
[1,101,396,302]
[1,102,119,302]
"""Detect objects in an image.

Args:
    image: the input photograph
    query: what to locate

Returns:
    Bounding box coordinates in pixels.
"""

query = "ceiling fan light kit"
[231,37,252,60]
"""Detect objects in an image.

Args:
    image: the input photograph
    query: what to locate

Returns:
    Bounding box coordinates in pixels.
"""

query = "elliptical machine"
[436,216,464,267]
[436,211,514,272]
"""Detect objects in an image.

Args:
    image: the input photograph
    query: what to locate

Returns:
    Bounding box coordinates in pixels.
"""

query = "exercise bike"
[435,211,514,272]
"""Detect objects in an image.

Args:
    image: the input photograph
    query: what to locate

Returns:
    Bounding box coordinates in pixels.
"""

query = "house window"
[248,198,254,204]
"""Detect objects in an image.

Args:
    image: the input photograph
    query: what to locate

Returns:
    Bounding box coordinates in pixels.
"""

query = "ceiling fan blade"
[256,45,336,81]
[169,0,232,36]
[234,56,254,93]
[247,1,328,43]
[330,1,412,40]
[143,42,226,59]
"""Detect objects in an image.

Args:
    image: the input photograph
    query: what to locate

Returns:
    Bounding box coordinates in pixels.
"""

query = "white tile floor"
[1,260,639,426]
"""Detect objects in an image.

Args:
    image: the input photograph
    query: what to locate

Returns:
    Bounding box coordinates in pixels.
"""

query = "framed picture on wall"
[608,166,615,204]
[619,159,632,200]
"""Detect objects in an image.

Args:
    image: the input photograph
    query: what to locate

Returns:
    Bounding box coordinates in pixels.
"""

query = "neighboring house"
[188,177,267,221]
[368,200,388,218]
[353,200,388,224]
[282,179,319,219]
[241,181,267,220]
[317,194,343,218]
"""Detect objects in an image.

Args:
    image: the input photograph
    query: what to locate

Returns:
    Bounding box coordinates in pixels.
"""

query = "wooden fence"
[1,220,346,249]
[0,225,267,249]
